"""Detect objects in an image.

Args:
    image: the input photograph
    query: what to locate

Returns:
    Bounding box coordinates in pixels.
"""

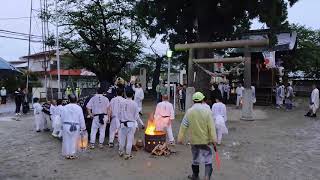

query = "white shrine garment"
[109,96,125,143]
[154,101,175,142]
[61,103,86,156]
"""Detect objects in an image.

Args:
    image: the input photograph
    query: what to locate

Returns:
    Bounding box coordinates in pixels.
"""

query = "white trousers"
[276,96,282,106]
[62,124,80,156]
[52,115,62,137]
[166,124,175,142]
[135,99,143,112]
[43,114,51,129]
[236,96,241,106]
[34,114,43,131]
[119,126,136,155]
[109,117,120,143]
[90,116,107,144]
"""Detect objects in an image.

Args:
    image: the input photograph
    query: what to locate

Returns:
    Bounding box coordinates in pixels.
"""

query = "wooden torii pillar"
[175,39,269,120]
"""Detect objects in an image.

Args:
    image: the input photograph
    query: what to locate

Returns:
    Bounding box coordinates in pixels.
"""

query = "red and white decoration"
[262,51,276,69]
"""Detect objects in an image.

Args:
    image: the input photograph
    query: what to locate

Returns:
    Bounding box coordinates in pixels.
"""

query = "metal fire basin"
[144,132,166,152]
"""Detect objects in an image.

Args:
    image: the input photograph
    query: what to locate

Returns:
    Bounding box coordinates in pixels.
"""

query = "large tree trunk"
[152,57,163,96]
[193,2,215,98]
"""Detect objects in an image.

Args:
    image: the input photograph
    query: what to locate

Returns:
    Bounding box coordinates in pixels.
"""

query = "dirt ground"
[0,98,319,180]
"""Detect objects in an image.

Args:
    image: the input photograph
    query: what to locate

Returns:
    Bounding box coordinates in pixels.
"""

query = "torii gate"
[175,39,269,120]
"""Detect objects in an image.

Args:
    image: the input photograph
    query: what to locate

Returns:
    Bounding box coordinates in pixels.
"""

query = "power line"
[0,35,42,43]
[0,29,42,38]
[0,17,30,20]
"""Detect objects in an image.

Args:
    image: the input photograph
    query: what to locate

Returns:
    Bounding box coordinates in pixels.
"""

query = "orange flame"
[145,113,165,136]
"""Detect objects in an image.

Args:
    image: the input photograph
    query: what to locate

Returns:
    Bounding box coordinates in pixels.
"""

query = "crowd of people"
[26,77,320,180]
[275,82,295,110]
[31,79,148,160]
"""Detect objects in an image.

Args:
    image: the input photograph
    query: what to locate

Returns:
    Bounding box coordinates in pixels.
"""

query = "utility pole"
[55,0,62,99]
[26,0,33,103]
[166,50,173,100]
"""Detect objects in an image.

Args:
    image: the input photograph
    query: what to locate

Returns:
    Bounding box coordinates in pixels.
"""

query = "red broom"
[213,143,221,171]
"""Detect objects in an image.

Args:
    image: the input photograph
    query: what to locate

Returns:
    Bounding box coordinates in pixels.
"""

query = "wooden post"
[186,48,195,110]
[241,46,253,120]
[243,47,251,89]
[188,49,194,87]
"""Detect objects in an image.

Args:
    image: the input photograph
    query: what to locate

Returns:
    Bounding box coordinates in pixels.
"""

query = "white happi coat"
[211,102,228,135]
[119,99,144,155]
[121,99,144,128]
[33,103,43,131]
[86,94,110,144]
[133,87,144,112]
[61,103,86,156]
[110,96,126,129]
[109,96,125,143]
[154,101,174,131]
[310,88,319,113]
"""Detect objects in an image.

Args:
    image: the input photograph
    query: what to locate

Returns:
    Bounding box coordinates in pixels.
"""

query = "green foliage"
[54,0,142,83]
[0,72,40,93]
[135,0,299,47]
[288,24,320,78]
[135,0,299,92]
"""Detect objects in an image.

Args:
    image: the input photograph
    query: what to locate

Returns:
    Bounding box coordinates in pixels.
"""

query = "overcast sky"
[0,0,319,61]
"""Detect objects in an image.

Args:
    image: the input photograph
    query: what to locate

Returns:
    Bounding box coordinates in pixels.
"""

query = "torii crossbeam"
[175,39,269,120]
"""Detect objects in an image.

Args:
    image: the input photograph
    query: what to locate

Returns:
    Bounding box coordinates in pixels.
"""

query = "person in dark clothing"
[179,84,187,111]
[125,82,134,97]
[82,95,94,138]
[14,88,24,115]
[210,84,222,106]
[106,84,116,101]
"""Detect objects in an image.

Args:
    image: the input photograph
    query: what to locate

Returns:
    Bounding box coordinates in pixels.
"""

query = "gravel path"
[0,99,319,180]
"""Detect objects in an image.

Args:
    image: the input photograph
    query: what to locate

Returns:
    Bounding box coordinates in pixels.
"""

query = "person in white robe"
[50,100,59,137]
[305,84,319,117]
[275,83,283,108]
[133,83,144,114]
[236,84,244,108]
[108,88,126,147]
[280,83,285,106]
[218,82,224,98]
[154,95,175,144]
[33,97,43,132]
[285,83,294,110]
[118,91,144,160]
[211,97,228,145]
[61,95,86,159]
[86,88,110,149]
[251,86,256,104]
[51,99,63,138]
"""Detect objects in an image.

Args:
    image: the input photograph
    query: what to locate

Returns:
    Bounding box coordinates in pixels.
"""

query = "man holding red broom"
[177,92,218,180]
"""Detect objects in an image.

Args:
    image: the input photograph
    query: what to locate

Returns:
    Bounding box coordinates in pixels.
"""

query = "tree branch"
[149,37,161,58]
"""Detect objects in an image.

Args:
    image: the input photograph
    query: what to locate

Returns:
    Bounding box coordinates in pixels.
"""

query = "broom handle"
[213,143,217,152]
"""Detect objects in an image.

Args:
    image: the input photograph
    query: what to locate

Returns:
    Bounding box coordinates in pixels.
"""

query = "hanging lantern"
[78,131,88,150]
